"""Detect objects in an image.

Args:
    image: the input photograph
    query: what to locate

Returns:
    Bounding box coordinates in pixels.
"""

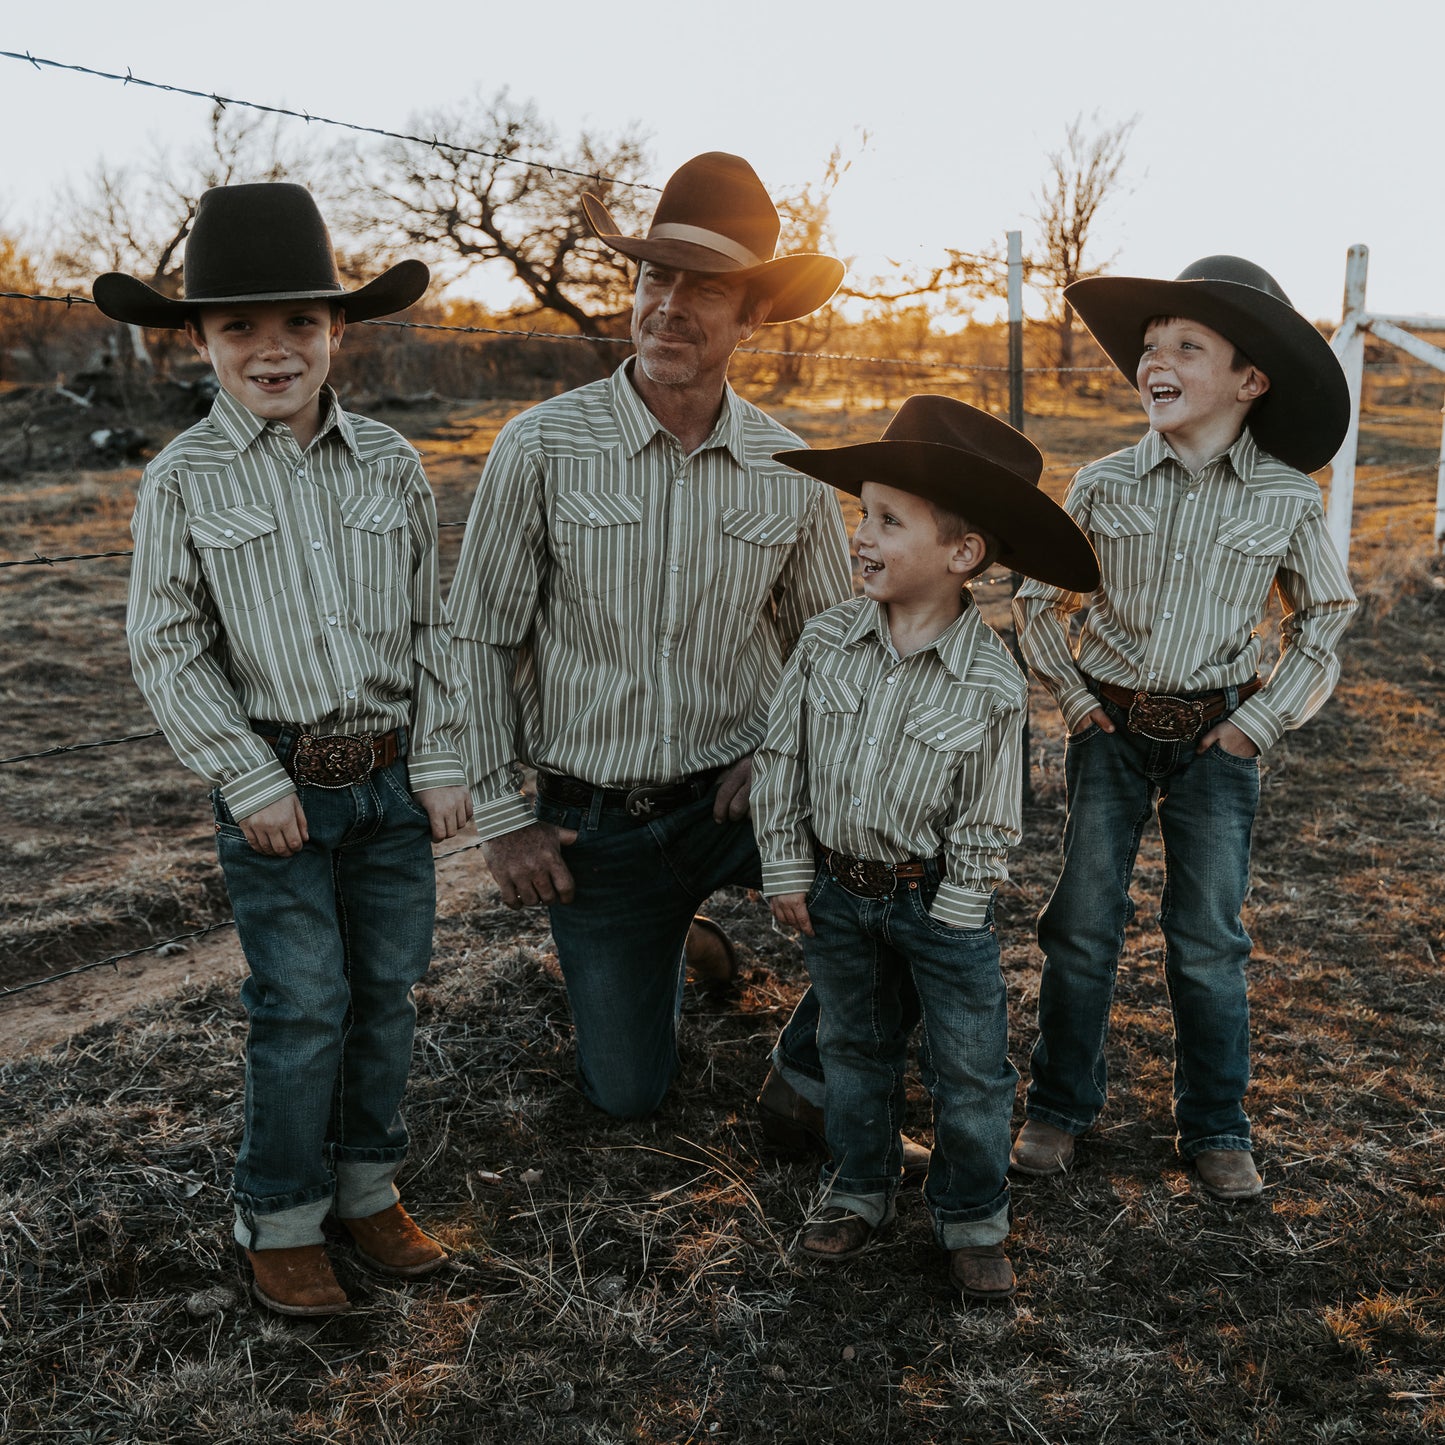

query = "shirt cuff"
[929,883,993,930]
[1225,698,1279,752]
[762,857,819,897]
[222,758,297,820]
[1061,683,1101,734]
[407,749,467,792]
[472,788,535,840]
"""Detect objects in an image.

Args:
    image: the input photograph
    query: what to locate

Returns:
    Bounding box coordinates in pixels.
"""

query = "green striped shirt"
[754,596,1025,930]
[127,385,467,819]
[1013,428,1358,748]
[448,360,852,838]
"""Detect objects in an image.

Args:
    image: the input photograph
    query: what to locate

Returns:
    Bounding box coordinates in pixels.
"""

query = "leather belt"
[821,847,938,900]
[1088,676,1261,742]
[537,767,724,820]
[252,724,404,789]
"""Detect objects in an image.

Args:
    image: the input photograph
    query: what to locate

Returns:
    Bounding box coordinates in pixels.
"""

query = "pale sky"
[1,0,1441,327]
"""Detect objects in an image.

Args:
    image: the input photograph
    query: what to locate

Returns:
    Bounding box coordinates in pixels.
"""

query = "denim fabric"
[536,785,778,1116]
[214,746,436,1250]
[1026,699,1261,1157]
[803,865,1013,1248]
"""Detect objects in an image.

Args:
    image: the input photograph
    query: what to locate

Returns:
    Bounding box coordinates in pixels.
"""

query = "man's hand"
[416,784,474,842]
[237,794,309,857]
[1076,704,1116,737]
[1198,718,1259,757]
[769,893,813,937]
[483,821,579,909]
[713,755,753,823]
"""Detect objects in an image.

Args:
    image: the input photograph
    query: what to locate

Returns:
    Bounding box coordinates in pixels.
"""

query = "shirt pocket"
[188,504,287,612]
[804,671,865,773]
[340,495,408,594]
[718,507,801,618]
[1204,516,1291,613]
[1089,500,1158,597]
[552,488,645,600]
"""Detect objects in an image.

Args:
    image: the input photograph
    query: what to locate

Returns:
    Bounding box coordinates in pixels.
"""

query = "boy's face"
[854,481,984,609]
[1136,316,1268,453]
[186,300,344,448]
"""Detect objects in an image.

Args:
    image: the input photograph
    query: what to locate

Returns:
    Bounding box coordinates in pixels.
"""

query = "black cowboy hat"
[1065,255,1349,474]
[92,182,429,330]
[774,395,1100,594]
[582,152,843,325]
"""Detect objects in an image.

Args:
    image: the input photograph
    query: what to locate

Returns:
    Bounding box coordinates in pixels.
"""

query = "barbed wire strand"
[0,729,165,767]
[0,52,660,193]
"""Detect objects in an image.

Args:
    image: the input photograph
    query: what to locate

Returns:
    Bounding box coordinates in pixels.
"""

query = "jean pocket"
[209,787,246,836]
[377,764,431,822]
[1205,741,1260,772]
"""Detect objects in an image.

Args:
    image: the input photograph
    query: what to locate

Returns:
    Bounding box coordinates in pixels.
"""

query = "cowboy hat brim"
[1065,274,1349,474]
[775,441,1101,595]
[92,259,431,330]
[582,193,843,325]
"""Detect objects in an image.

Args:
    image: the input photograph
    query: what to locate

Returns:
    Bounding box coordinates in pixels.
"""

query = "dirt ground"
[2,379,1443,1442]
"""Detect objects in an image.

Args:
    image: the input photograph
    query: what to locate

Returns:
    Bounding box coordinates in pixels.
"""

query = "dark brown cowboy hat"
[92,182,429,329]
[1065,255,1349,474]
[774,395,1100,594]
[582,152,843,325]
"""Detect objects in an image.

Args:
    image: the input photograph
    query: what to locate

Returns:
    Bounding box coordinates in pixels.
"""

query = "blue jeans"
[1026,700,1261,1157]
[536,782,826,1117]
[214,744,436,1250]
[804,865,1014,1248]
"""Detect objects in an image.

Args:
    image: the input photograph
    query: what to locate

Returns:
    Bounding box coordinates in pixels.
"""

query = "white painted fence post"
[1326,244,1369,567]
[1436,399,1445,552]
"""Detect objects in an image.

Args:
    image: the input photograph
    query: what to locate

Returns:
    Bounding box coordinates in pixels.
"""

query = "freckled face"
[188,300,343,447]
[1136,316,1262,452]
[853,481,973,606]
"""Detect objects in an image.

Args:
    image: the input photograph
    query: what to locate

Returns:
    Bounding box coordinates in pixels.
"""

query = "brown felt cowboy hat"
[1065,255,1349,474]
[92,182,429,330]
[774,395,1101,594]
[582,152,843,325]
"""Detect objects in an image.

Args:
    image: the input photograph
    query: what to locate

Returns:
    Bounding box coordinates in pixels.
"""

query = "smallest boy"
[1011,256,1358,1199]
[94,184,472,1316]
[753,397,1099,1300]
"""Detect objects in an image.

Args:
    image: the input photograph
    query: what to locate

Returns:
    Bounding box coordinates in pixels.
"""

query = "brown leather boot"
[246,1245,351,1317]
[949,1244,1017,1301]
[1009,1119,1075,1176]
[684,916,738,986]
[755,1065,932,1182]
[1193,1149,1263,1201]
[341,1203,448,1278]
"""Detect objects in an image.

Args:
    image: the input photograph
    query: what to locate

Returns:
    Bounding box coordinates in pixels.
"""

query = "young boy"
[753,396,1099,1300]
[1010,255,1358,1200]
[93,183,473,1316]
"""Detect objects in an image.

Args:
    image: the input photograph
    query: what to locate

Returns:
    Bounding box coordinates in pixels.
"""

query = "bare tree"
[359,91,652,340]
[1032,112,1136,371]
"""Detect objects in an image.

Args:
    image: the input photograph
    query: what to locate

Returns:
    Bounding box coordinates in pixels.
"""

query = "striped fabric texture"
[448,360,853,839]
[1013,428,1358,749]
[754,596,1025,930]
[127,386,468,819]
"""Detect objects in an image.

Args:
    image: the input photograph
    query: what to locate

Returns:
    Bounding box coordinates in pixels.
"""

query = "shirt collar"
[842,595,983,682]
[206,384,358,459]
[609,358,747,466]
[1135,425,1259,485]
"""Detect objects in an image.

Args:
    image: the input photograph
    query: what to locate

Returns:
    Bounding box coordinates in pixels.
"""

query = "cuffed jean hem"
[1177,1131,1253,1162]
[334,1158,402,1219]
[1024,1103,1091,1137]
[934,1200,1010,1250]
[816,1181,897,1231]
[771,1041,826,1109]
[234,1195,332,1251]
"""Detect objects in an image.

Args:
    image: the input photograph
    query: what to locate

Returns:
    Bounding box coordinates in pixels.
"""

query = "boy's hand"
[770,893,814,937]
[1078,704,1116,736]
[1199,718,1259,758]
[713,755,753,822]
[484,822,579,909]
[238,795,309,857]
[416,784,474,841]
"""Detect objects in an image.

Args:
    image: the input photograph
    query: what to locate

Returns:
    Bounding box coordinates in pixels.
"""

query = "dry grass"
[2,382,1443,1442]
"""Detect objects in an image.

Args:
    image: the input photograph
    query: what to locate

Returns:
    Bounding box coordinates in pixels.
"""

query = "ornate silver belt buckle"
[1126,693,1203,742]
[832,853,896,899]
[292,733,376,788]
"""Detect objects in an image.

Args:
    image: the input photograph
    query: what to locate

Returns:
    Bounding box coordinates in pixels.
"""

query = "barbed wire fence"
[2,54,1440,1004]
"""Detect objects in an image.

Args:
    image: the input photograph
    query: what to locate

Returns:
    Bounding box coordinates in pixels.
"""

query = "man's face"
[186,299,343,447]
[630,263,764,393]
